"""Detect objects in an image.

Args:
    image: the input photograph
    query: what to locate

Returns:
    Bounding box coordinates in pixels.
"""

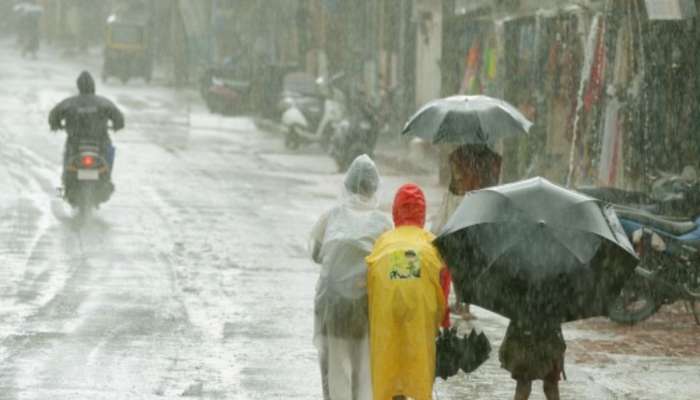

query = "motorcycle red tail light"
[81,155,95,167]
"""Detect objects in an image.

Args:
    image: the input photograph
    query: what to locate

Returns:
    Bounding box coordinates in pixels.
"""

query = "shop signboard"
[644,0,697,20]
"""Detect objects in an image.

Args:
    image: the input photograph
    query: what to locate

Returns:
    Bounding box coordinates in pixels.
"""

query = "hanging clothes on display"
[460,39,482,94]
[542,12,583,182]
[598,98,622,185]
[598,8,635,187]
[567,13,608,187]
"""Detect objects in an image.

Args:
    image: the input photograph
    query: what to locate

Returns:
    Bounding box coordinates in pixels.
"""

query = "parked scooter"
[55,120,116,216]
[63,139,114,215]
[280,73,346,150]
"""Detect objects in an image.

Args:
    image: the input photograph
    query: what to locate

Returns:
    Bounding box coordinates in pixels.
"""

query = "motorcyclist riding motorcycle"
[13,0,43,58]
[48,71,124,208]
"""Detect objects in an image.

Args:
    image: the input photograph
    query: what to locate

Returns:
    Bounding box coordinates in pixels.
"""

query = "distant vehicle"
[280,72,346,150]
[13,1,43,58]
[199,63,251,115]
[102,14,152,83]
[330,86,398,172]
[330,98,378,172]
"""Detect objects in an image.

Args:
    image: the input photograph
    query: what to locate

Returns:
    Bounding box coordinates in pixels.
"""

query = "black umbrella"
[459,330,491,373]
[435,327,460,380]
[435,327,491,380]
[434,177,638,322]
[402,95,532,146]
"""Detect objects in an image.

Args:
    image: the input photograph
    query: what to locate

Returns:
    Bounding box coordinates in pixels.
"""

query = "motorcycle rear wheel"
[690,301,700,325]
[686,266,700,325]
[608,278,659,324]
[76,185,94,219]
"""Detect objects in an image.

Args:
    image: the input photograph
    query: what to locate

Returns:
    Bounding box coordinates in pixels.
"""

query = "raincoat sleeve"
[48,99,69,130]
[309,210,330,264]
[440,267,452,328]
[104,99,125,131]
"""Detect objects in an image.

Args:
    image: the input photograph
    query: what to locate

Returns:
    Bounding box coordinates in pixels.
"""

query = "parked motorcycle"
[579,178,700,324]
[329,96,377,172]
[280,72,346,150]
[579,168,700,216]
[607,206,700,325]
[200,63,251,115]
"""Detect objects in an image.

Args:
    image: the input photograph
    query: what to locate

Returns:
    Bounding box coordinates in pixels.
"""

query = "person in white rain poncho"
[310,155,393,400]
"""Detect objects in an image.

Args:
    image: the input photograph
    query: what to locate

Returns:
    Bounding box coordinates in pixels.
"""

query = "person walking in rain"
[499,320,566,400]
[310,155,393,400]
[431,144,501,319]
[366,184,448,400]
[14,0,42,58]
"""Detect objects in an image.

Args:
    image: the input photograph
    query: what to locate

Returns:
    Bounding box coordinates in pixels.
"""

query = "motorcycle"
[280,72,346,150]
[579,179,700,324]
[62,139,114,215]
[56,116,116,216]
[607,206,700,325]
[579,168,700,216]
[200,63,251,115]
[329,95,378,172]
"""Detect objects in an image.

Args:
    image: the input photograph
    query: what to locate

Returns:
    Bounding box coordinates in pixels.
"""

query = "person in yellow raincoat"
[366,183,448,400]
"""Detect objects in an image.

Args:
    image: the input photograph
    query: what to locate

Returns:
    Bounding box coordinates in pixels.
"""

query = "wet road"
[0,43,338,399]
[1,42,698,399]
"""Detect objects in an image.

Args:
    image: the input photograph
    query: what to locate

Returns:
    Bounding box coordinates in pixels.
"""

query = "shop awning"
[644,0,697,20]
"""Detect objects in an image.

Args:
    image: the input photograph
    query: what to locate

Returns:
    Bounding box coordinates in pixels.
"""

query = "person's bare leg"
[452,287,465,313]
[543,378,560,400]
[514,380,532,400]
[462,303,478,320]
[319,340,330,400]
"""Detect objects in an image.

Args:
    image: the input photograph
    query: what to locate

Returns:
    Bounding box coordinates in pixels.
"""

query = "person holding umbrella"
[403,95,530,320]
[309,155,393,400]
[500,320,566,400]
[365,184,448,400]
[431,144,502,318]
[434,177,639,400]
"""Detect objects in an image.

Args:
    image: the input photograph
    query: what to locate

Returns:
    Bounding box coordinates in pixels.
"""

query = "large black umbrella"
[402,95,532,146]
[434,177,638,322]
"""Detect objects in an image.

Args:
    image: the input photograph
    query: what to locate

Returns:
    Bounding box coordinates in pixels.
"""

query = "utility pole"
[395,0,409,139]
